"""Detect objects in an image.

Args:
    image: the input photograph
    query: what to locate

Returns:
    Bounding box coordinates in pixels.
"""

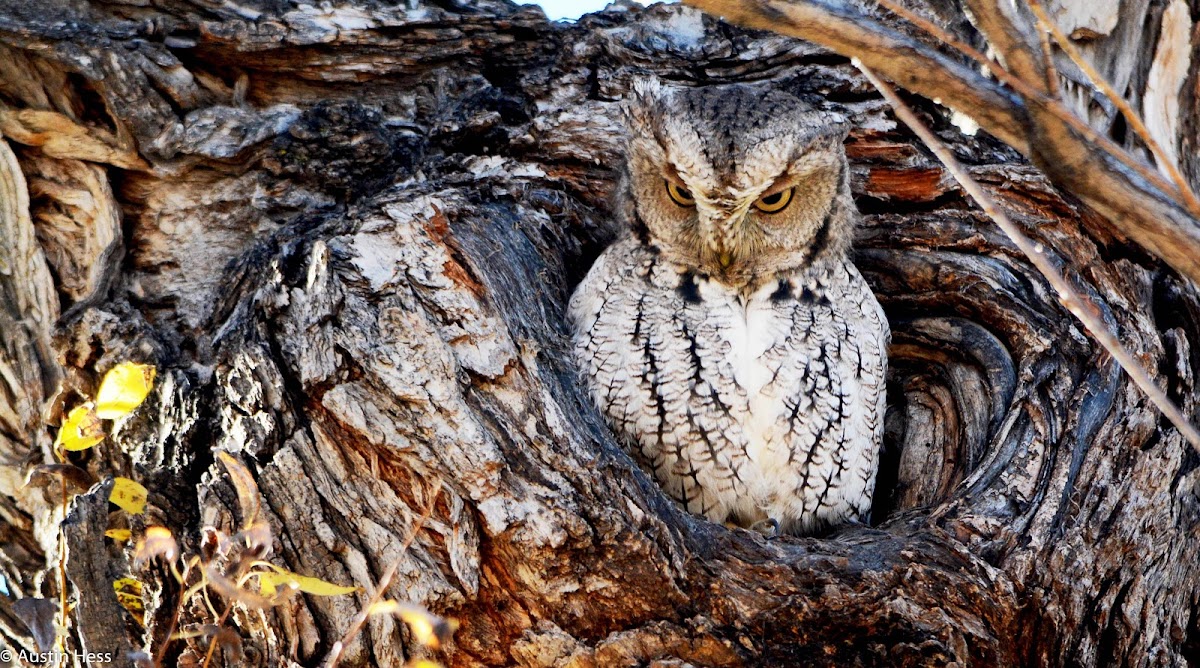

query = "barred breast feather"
[569,239,890,534]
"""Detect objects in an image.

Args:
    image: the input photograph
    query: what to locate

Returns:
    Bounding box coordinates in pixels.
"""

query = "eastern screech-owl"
[568,80,890,535]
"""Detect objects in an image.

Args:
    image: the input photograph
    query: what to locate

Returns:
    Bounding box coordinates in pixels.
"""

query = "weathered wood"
[0,1,1198,666]
[62,479,137,664]
[1142,0,1192,171]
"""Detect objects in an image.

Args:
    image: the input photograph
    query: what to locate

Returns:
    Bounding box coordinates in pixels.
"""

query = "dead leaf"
[216,451,261,529]
[109,477,148,515]
[113,578,145,625]
[26,463,95,494]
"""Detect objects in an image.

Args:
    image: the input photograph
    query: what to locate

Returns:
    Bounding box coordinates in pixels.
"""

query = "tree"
[1,0,1198,665]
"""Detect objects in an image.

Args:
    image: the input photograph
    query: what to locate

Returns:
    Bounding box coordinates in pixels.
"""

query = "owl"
[568,80,890,536]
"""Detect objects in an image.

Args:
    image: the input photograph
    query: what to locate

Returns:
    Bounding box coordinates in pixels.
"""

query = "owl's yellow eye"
[665,181,696,207]
[754,188,794,214]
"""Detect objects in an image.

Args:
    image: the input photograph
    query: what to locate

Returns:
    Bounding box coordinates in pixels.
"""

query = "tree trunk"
[1,1,1199,666]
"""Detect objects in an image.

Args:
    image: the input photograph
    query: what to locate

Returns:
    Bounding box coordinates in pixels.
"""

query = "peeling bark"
[1,1,1199,667]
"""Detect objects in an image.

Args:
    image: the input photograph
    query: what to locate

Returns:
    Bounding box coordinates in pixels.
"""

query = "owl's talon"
[749,518,780,538]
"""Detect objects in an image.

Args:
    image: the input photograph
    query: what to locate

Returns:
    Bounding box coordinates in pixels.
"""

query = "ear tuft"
[818,112,851,142]
[628,75,665,100]
[622,75,669,133]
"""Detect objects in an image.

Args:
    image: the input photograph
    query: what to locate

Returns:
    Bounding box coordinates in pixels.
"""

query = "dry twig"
[323,480,444,668]
[1022,0,1200,214]
[856,62,1200,454]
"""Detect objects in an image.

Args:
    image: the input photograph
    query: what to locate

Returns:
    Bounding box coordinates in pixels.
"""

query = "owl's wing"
[569,240,753,521]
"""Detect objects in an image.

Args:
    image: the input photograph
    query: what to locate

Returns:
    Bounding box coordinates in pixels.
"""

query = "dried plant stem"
[199,605,234,668]
[1027,0,1060,97]
[323,479,443,668]
[857,62,1200,454]
[153,556,199,667]
[1022,0,1200,216]
[57,476,68,659]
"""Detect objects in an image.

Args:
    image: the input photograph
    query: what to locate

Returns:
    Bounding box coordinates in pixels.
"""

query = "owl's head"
[619,79,856,285]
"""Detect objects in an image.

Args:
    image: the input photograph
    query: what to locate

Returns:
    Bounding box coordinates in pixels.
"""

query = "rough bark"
[1,1,1199,667]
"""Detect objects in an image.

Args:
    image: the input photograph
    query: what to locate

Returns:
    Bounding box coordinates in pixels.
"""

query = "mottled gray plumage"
[569,80,889,535]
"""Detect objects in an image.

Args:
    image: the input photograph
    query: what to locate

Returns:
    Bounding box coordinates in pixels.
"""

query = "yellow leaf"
[377,601,459,649]
[407,661,444,668]
[56,403,105,451]
[95,362,156,420]
[256,570,358,597]
[109,477,148,515]
[368,600,403,616]
[258,572,277,596]
[113,577,142,599]
[105,528,132,542]
[113,578,144,625]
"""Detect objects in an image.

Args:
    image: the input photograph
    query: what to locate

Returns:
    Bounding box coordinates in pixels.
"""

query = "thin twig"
[199,605,234,668]
[57,476,68,658]
[1026,0,1060,97]
[153,556,200,667]
[857,62,1200,454]
[323,479,443,668]
[1023,0,1200,216]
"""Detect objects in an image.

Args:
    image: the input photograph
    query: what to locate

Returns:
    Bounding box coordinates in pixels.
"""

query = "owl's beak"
[699,207,750,281]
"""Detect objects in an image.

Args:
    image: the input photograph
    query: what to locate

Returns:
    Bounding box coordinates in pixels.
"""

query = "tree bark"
[1,1,1199,667]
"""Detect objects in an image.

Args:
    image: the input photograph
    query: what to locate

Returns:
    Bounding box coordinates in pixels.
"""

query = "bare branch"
[857,62,1200,454]
[959,0,1048,92]
[955,0,1200,216]
[872,0,1177,203]
[1023,0,1200,215]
